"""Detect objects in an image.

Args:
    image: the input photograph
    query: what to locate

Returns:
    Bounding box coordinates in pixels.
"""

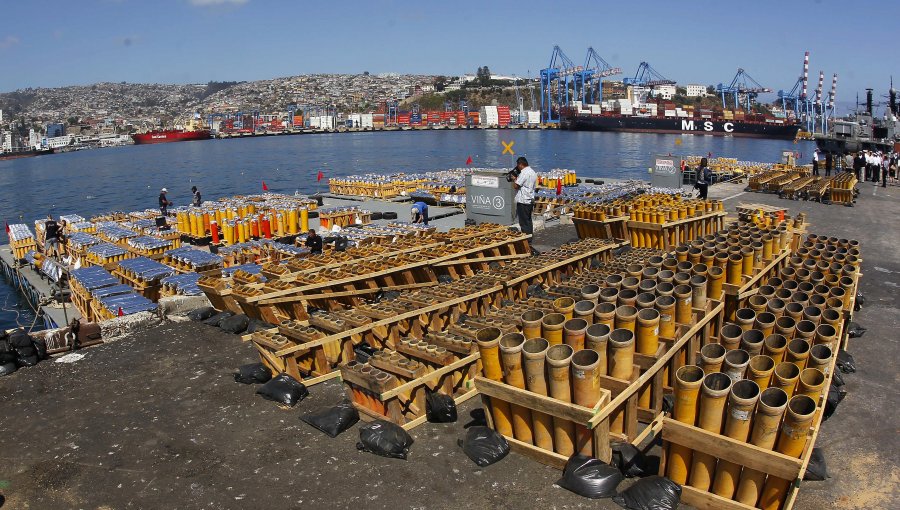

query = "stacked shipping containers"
[479,106,498,127]
[496,106,511,127]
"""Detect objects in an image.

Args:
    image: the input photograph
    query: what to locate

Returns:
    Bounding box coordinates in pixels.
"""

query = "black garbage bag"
[301,399,360,437]
[187,306,217,321]
[611,442,649,478]
[256,374,309,407]
[831,370,845,387]
[854,291,865,311]
[8,330,31,349]
[464,408,488,428]
[836,350,856,373]
[233,363,272,384]
[12,333,38,367]
[203,311,234,327]
[847,322,867,338]
[356,420,414,460]
[556,454,624,499]
[823,382,846,420]
[426,391,458,423]
[353,343,377,364]
[32,337,48,360]
[0,337,15,365]
[613,475,681,510]
[0,362,17,376]
[437,274,454,284]
[246,319,276,334]
[219,314,250,334]
[16,353,39,367]
[803,448,829,481]
[458,426,509,467]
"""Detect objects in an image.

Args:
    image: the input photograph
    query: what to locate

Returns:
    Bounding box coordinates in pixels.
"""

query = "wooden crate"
[476,376,613,467]
[656,336,838,510]
[572,215,629,241]
[627,211,727,251]
[341,335,480,430]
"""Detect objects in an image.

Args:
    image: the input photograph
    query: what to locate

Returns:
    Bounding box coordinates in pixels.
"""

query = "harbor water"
[0,129,814,329]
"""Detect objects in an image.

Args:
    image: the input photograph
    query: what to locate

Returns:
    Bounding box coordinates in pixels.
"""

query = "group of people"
[843,149,897,188]
[158,186,202,216]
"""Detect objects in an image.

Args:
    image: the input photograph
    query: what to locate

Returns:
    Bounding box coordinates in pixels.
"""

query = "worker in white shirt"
[509,156,538,235]
[812,149,820,176]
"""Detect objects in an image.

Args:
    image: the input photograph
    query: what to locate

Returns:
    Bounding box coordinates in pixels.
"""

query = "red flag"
[317,171,324,182]
[4,221,9,234]
[262,181,269,191]
[117,307,124,317]
[466,155,473,166]
[556,179,562,196]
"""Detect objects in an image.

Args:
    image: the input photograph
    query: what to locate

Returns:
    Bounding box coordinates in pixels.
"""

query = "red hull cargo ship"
[132,129,210,145]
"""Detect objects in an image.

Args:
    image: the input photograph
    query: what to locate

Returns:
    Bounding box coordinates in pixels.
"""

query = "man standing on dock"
[812,149,820,176]
[825,152,833,177]
[159,188,172,216]
[44,215,60,259]
[511,156,537,236]
[191,186,202,207]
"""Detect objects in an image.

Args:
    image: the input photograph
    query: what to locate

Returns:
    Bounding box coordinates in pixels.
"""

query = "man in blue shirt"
[410,201,429,225]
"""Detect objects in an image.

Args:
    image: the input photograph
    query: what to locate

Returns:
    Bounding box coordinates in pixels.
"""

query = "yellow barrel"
[300,208,309,232]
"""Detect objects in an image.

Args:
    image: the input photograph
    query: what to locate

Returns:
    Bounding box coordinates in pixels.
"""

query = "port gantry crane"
[579,47,622,105]
[540,45,581,123]
[716,68,772,111]
[623,62,675,104]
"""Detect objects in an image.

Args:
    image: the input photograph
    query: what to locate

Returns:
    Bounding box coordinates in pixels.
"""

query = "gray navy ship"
[815,88,899,153]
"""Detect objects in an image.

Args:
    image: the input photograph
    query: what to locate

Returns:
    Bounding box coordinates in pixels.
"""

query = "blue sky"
[1,0,897,111]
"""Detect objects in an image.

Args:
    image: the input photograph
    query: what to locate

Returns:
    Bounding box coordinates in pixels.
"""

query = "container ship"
[561,101,801,140]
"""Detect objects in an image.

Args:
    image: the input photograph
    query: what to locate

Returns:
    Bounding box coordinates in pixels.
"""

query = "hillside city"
[0,69,743,152]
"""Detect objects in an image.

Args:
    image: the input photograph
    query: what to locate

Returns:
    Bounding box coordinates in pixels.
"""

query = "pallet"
[627,211,727,251]
[572,215,629,241]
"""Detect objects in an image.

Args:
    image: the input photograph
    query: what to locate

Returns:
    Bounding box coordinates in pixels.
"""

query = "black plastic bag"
[613,475,681,510]
[824,382,846,420]
[187,306,217,321]
[611,442,649,478]
[16,353,39,367]
[356,420,414,459]
[246,319,276,334]
[437,274,454,284]
[526,284,546,298]
[302,400,360,437]
[233,363,272,384]
[661,394,675,415]
[426,392,458,423]
[847,322,867,338]
[32,337,48,360]
[803,448,829,481]
[203,311,234,327]
[458,426,509,467]
[256,373,309,407]
[556,454,624,499]
[836,350,856,373]
[219,314,250,334]
[8,330,32,349]
[0,338,15,365]
[831,370,845,387]
[0,362,17,376]
[854,291,865,311]
[464,408,488,428]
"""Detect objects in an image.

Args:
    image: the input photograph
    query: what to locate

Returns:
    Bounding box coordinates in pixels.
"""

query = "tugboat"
[815,87,899,153]
[132,115,210,145]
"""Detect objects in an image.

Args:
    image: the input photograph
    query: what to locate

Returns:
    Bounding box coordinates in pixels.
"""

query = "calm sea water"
[0,129,814,329]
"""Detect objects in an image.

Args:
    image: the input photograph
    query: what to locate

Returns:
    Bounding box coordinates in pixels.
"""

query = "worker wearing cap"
[410,201,429,225]
[159,188,172,216]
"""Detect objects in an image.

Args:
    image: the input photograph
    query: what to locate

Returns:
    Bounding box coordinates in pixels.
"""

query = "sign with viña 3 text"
[650,155,682,189]
[466,171,516,224]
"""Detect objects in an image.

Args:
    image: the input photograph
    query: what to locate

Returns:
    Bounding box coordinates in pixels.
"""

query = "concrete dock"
[0,179,897,508]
